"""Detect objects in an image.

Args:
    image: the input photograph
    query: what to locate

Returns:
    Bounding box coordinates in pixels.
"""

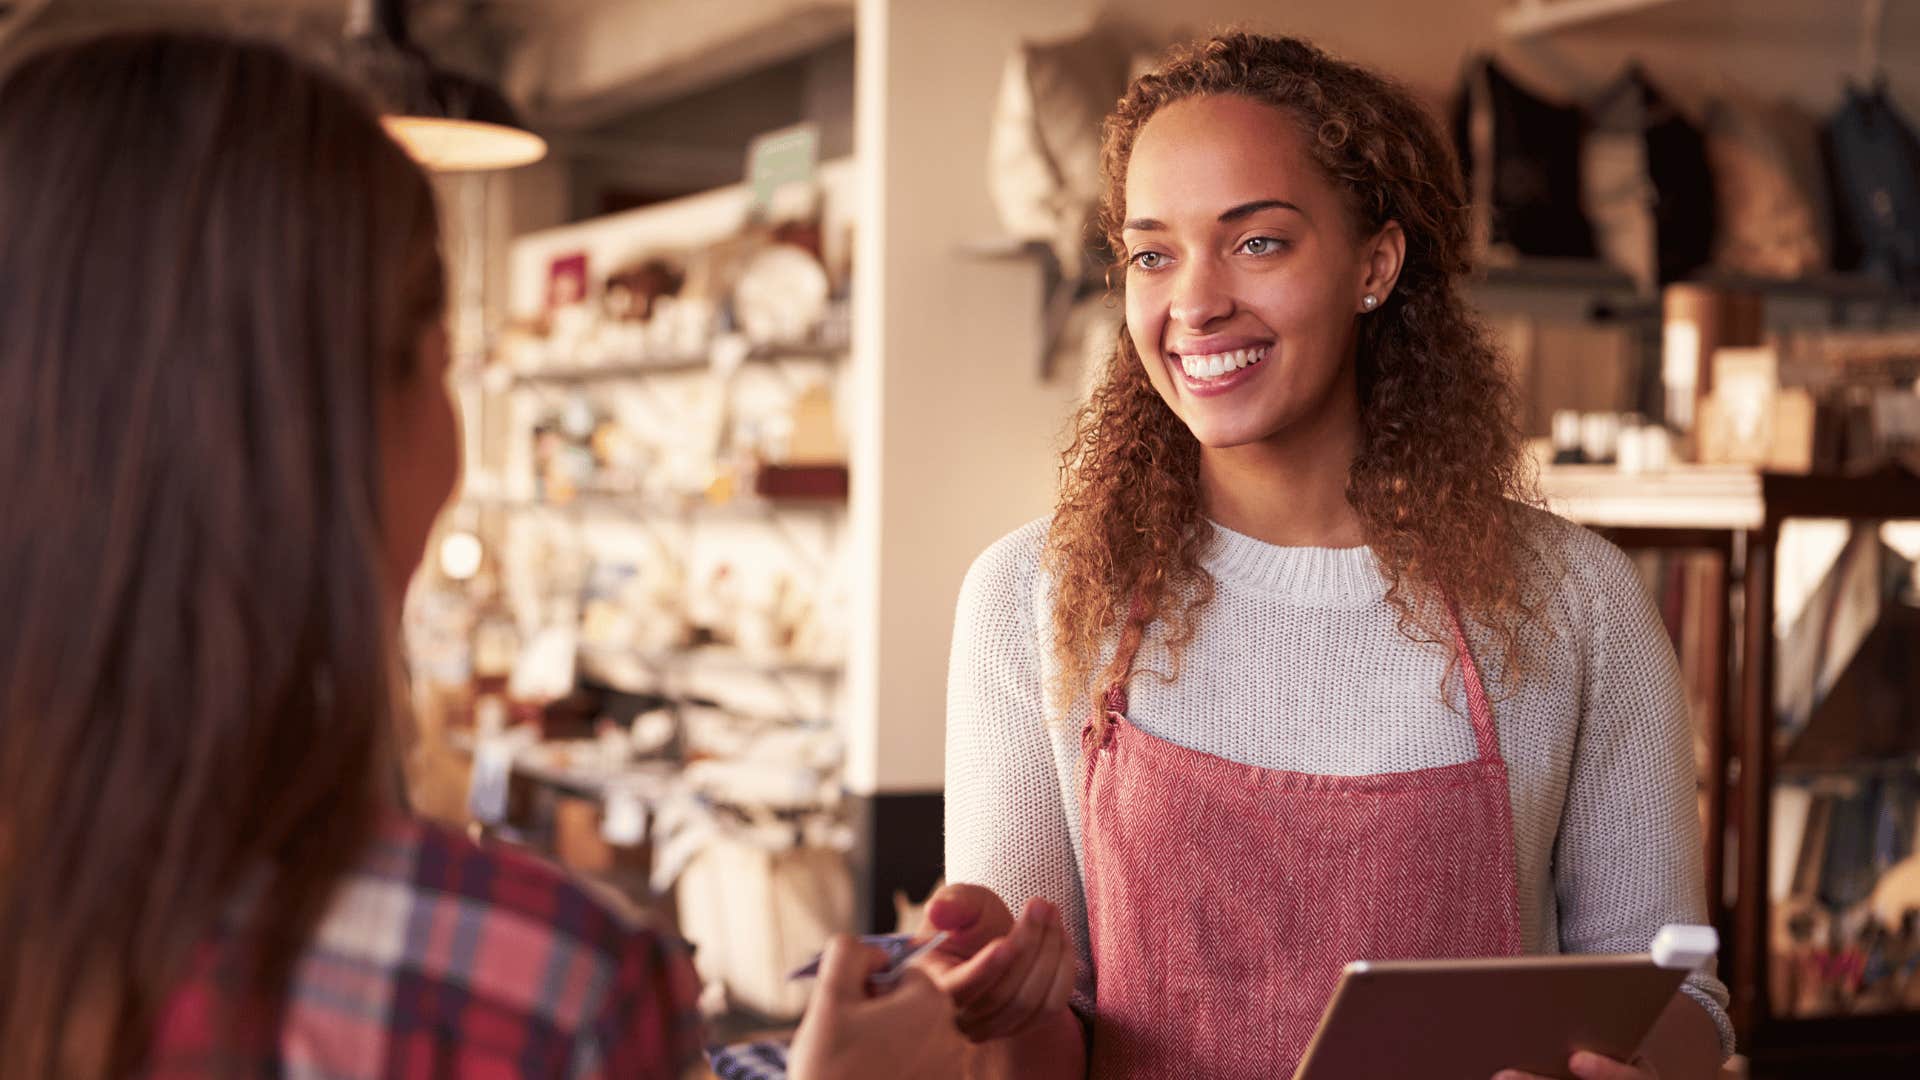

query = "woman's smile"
[1172,343,1271,395]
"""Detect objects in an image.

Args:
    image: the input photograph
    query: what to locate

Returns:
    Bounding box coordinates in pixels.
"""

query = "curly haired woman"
[926,32,1733,1080]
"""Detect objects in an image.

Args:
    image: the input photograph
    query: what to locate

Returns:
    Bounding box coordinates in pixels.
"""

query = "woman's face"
[1121,94,1399,451]
[379,319,460,602]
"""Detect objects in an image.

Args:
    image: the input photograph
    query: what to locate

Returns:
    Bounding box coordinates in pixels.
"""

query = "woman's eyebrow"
[1123,198,1307,233]
[1219,198,1305,223]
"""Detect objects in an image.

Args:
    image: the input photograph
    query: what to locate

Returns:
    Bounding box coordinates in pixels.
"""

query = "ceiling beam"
[504,0,853,130]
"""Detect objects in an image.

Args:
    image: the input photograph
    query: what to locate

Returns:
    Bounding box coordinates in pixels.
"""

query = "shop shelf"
[579,643,844,679]
[1547,462,1920,1065]
[511,340,848,385]
[466,490,845,518]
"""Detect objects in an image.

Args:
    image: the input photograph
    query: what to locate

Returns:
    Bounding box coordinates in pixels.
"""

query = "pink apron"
[1079,607,1523,1078]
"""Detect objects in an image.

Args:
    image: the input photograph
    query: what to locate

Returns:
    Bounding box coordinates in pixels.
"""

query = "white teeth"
[1179,347,1267,380]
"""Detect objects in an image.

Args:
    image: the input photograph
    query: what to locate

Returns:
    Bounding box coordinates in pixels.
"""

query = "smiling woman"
[1122,99,1387,463]
[1071,41,1529,698]
[936,31,1733,1080]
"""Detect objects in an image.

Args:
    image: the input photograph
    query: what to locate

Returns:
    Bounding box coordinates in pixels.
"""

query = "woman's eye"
[1241,236,1286,255]
[1129,250,1167,270]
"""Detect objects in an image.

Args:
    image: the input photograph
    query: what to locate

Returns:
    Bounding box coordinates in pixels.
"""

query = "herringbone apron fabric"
[1079,606,1523,1078]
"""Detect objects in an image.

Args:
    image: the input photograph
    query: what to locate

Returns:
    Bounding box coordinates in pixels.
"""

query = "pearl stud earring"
[1362,294,1379,311]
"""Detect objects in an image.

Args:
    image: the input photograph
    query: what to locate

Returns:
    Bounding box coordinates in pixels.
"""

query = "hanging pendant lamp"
[344,0,546,172]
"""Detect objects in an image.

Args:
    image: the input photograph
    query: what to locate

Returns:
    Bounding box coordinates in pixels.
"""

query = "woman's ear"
[1359,220,1406,312]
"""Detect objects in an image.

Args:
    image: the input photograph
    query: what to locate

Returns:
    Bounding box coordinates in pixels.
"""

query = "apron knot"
[1083,685,1127,752]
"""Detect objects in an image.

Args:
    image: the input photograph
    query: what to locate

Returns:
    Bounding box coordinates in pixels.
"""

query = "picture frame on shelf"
[546,251,589,312]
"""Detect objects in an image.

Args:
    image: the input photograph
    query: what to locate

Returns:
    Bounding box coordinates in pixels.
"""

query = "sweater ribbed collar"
[1201,519,1389,606]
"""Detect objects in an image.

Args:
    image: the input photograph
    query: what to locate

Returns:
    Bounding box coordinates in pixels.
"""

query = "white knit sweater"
[944,511,1734,1055]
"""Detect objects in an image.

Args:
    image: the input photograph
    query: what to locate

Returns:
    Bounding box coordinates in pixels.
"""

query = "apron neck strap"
[1444,597,1501,764]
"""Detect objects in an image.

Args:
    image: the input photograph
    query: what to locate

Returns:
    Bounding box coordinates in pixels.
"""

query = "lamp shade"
[344,0,545,172]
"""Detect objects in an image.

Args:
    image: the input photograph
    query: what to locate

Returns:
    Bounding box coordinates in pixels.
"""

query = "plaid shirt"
[144,814,704,1078]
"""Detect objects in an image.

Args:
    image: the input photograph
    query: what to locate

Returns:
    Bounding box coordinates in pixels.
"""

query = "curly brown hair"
[1044,31,1546,714]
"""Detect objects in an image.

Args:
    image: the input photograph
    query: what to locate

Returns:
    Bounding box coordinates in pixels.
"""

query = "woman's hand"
[917,882,1077,1042]
[787,934,967,1080]
[1495,1051,1657,1080]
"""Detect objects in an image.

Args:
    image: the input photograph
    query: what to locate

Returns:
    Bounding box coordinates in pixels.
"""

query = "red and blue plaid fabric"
[144,813,704,1079]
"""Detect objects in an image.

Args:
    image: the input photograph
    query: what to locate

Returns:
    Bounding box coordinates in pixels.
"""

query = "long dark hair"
[0,30,444,1076]
[1046,32,1544,711]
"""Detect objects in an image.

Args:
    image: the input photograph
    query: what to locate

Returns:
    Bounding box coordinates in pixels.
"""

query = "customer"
[936,32,1730,1080]
[0,30,959,1079]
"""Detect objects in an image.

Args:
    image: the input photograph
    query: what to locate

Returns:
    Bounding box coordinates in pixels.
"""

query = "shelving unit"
[431,158,864,796]
[1542,464,1920,1072]
[1540,464,1764,529]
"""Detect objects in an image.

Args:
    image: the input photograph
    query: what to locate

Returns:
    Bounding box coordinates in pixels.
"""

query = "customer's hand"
[918,882,1077,1042]
[787,934,966,1080]
[1495,1051,1657,1080]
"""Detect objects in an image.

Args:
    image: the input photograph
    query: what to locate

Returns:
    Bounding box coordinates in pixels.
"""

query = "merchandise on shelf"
[425,165,861,981]
[1703,88,1829,281]
[732,244,830,347]
[1453,56,1598,262]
